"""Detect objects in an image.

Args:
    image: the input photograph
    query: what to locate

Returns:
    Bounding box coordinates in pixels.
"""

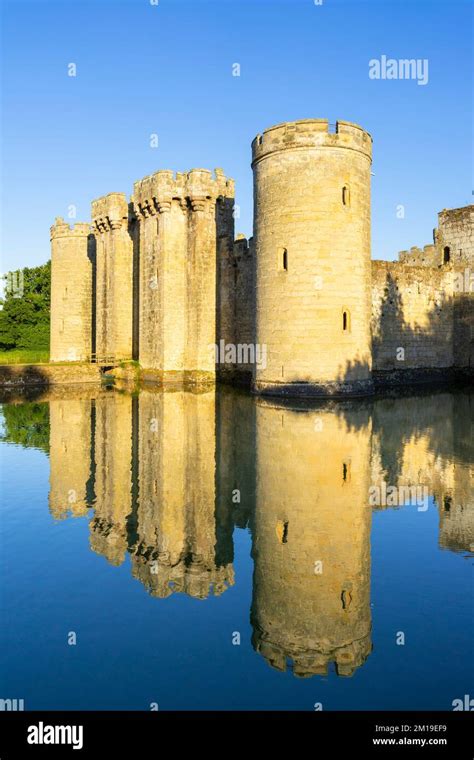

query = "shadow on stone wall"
[372,270,474,382]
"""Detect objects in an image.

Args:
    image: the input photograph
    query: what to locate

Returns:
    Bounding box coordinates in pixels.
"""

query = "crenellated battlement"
[252,632,372,678]
[252,118,372,166]
[91,192,129,232]
[398,244,440,267]
[50,217,91,240]
[233,234,254,260]
[133,167,234,216]
[398,205,474,269]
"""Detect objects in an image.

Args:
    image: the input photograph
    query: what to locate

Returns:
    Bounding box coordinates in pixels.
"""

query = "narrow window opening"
[443,246,450,264]
[341,589,352,610]
[342,461,351,483]
[342,185,350,206]
[443,495,452,512]
[276,519,289,544]
[278,247,289,272]
[342,310,350,332]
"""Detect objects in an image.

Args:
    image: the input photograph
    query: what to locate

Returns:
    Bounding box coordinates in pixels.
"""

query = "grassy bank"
[0,349,50,365]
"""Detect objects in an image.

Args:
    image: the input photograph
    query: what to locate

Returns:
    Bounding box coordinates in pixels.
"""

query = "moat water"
[0,385,472,710]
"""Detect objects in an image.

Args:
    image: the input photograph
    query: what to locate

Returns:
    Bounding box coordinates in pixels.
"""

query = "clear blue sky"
[1,0,472,269]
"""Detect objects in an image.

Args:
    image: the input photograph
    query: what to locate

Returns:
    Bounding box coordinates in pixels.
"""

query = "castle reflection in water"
[28,386,474,678]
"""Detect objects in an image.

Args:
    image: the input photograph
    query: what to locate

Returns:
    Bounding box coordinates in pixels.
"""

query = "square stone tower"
[133,168,234,380]
[50,218,94,362]
[91,193,134,361]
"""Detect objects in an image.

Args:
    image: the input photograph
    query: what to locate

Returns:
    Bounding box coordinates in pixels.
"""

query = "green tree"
[0,261,51,350]
[0,402,50,453]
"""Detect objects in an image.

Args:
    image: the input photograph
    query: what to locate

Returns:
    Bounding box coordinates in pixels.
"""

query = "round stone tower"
[251,119,373,396]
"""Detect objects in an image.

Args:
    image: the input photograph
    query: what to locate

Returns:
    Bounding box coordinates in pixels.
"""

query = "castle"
[50,119,474,396]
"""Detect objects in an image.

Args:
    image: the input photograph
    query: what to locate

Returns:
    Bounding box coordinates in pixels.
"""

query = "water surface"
[0,385,472,710]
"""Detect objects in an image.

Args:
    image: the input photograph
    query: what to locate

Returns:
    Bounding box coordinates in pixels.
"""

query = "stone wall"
[0,363,102,386]
[454,291,474,371]
[371,261,455,378]
[217,234,255,382]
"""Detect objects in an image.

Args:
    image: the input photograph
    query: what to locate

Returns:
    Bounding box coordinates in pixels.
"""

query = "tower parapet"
[133,168,234,213]
[50,218,92,239]
[91,192,129,231]
[252,119,372,165]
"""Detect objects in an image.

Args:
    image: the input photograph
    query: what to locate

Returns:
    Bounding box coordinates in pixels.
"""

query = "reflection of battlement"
[251,401,372,677]
[437,393,474,553]
[132,547,234,600]
[437,464,474,553]
[90,393,133,566]
[129,388,234,599]
[39,383,473,661]
[371,392,474,553]
[48,398,93,519]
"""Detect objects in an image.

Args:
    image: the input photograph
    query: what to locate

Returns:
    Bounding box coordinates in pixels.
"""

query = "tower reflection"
[27,385,471,678]
[250,400,373,677]
[130,388,234,598]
